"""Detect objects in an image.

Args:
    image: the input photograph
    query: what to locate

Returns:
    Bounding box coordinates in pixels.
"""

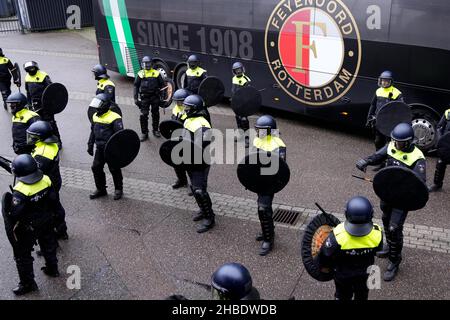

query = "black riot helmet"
[187,54,200,69]
[11,154,43,184]
[7,92,27,115]
[232,62,245,77]
[173,88,190,106]
[24,61,39,76]
[26,120,58,145]
[344,196,374,237]
[141,56,153,70]
[183,94,205,118]
[255,115,277,137]
[89,93,111,115]
[92,64,109,80]
[391,123,415,151]
[211,263,260,300]
[378,70,393,88]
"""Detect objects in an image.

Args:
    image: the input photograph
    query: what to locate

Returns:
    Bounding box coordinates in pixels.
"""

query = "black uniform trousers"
[92,146,123,191]
[257,194,275,242]
[187,166,209,192]
[187,166,214,217]
[3,213,58,284]
[380,201,408,264]
[174,166,188,184]
[139,96,160,134]
[0,80,11,107]
[373,127,388,151]
[334,274,369,301]
[235,115,250,132]
[433,159,447,187]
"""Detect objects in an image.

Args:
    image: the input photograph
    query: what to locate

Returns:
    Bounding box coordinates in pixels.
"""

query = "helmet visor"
[188,61,198,69]
[142,61,152,70]
[256,127,270,138]
[233,67,244,76]
[211,288,230,300]
[394,140,410,151]
[89,97,104,109]
[378,78,392,88]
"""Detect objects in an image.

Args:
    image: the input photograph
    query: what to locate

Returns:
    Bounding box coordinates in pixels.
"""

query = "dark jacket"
[134,69,165,101]
[183,67,207,94]
[0,56,14,82]
[88,109,123,147]
[12,108,40,153]
[367,86,404,119]
[25,70,52,104]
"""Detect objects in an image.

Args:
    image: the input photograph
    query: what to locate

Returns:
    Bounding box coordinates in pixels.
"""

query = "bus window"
[390,0,450,51]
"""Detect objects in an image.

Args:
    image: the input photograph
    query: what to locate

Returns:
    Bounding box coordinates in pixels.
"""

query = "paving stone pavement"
[60,166,450,254]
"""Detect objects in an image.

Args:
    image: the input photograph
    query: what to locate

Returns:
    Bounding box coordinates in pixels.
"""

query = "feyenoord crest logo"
[265,0,362,106]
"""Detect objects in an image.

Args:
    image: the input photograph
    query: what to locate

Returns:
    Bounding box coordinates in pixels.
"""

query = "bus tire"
[153,59,171,80]
[411,106,439,152]
[175,65,187,89]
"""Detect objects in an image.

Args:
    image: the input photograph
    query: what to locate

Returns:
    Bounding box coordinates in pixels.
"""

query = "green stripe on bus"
[103,0,127,75]
[117,0,140,74]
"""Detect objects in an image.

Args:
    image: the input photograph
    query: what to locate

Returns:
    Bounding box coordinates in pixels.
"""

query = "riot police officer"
[0,48,20,110]
[367,71,404,150]
[252,115,286,256]
[134,56,165,141]
[231,62,251,147]
[87,93,124,200]
[3,154,60,295]
[26,120,68,240]
[8,92,40,155]
[318,197,383,300]
[171,88,190,189]
[183,94,215,233]
[183,55,207,94]
[211,263,261,300]
[92,64,115,102]
[428,108,450,192]
[356,123,426,281]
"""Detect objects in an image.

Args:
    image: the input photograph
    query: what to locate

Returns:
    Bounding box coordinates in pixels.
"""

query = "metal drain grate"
[273,209,301,225]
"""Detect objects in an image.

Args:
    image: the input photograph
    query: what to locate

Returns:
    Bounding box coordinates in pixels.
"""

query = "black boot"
[41,265,60,277]
[192,210,203,222]
[140,133,149,142]
[258,206,274,256]
[376,242,390,259]
[193,189,215,233]
[13,281,38,296]
[383,261,400,282]
[429,160,446,192]
[153,130,161,138]
[89,189,107,199]
[172,179,187,189]
[113,189,123,200]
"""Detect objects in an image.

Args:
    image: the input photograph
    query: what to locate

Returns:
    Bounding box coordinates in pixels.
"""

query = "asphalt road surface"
[0,29,448,300]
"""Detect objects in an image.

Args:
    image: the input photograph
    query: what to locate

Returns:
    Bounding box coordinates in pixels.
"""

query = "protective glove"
[87,144,94,156]
[356,159,368,172]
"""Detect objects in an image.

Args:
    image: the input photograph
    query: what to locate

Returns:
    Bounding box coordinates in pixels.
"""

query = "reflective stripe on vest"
[253,136,286,152]
[445,109,450,120]
[97,79,115,90]
[232,75,250,86]
[138,69,160,78]
[93,110,121,124]
[186,67,206,77]
[172,105,187,120]
[25,70,48,83]
[0,57,9,64]
[12,108,39,123]
[387,142,425,167]
[13,175,52,196]
[184,116,211,133]
[376,86,402,99]
[32,141,59,161]
[333,223,382,250]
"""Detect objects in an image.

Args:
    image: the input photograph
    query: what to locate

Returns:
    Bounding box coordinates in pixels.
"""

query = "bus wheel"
[153,60,171,80]
[411,108,438,152]
[175,65,187,89]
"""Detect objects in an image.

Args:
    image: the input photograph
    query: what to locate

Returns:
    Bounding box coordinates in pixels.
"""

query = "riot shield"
[12,63,21,88]
[376,102,412,137]
[373,166,429,211]
[41,83,69,115]
[198,76,225,107]
[231,86,262,117]
[161,78,176,109]
[159,139,183,168]
[159,119,183,140]
[104,129,140,168]
[301,212,341,282]
[1,192,12,216]
[437,132,450,163]
[237,151,290,194]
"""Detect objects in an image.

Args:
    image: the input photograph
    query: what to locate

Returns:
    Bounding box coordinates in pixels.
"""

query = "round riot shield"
[13,63,21,88]
[237,152,290,194]
[198,76,225,107]
[41,83,68,115]
[87,104,122,123]
[159,139,183,168]
[376,102,412,137]
[104,129,140,169]
[160,119,183,140]
[1,192,12,216]
[231,86,262,117]
[301,213,341,282]
[373,166,429,211]
[437,132,450,163]
[161,78,176,109]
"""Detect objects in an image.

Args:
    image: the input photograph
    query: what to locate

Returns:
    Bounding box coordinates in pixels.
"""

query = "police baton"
[0,155,12,174]
[351,174,373,183]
